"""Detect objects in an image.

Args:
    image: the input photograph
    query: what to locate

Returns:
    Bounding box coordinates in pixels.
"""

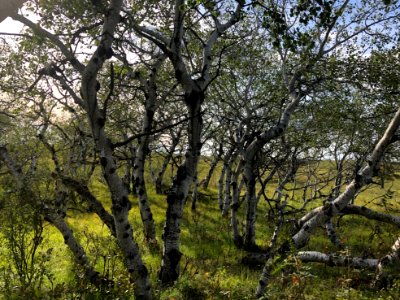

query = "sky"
[0,16,23,34]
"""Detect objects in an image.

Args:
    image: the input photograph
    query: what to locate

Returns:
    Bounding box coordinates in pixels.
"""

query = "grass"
[1,161,400,299]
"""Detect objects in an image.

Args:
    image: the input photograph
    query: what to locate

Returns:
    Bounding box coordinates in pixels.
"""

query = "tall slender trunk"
[218,163,226,211]
[222,157,233,217]
[128,144,136,195]
[191,172,199,211]
[133,120,156,243]
[222,146,239,216]
[231,159,244,247]
[132,55,165,243]
[158,90,203,284]
[78,2,152,293]
[243,158,258,249]
[123,158,132,193]
[94,114,152,298]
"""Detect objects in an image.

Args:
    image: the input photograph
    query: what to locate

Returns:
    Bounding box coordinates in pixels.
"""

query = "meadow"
[1,160,400,300]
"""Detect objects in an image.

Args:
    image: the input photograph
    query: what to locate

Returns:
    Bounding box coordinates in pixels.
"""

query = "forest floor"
[1,162,400,299]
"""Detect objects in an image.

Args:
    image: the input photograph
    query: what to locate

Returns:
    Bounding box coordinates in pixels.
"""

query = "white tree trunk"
[296,251,378,269]
[374,236,400,286]
[293,107,400,248]
[158,91,204,283]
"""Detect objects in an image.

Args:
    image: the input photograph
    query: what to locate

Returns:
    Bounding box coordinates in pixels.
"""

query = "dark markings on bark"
[100,157,107,167]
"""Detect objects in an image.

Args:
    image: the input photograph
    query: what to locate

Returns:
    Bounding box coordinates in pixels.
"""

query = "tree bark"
[257,106,400,298]
[0,0,26,23]
[76,1,152,297]
[191,171,199,211]
[293,107,400,248]
[374,236,400,287]
[45,210,108,286]
[341,204,400,227]
[231,160,244,247]
[132,57,164,244]
[158,90,204,284]
[222,155,234,217]
[296,251,378,269]
[60,176,116,236]
[0,146,108,287]
[243,158,258,249]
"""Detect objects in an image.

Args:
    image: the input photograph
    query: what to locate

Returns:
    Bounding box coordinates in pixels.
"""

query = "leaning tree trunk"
[77,1,152,297]
[297,251,378,269]
[374,236,400,287]
[12,1,152,298]
[158,90,204,284]
[45,210,107,286]
[256,106,400,298]
[132,55,165,243]
[292,106,400,247]
[0,146,107,287]
[60,176,116,236]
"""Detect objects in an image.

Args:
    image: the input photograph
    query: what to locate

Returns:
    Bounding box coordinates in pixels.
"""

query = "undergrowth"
[0,166,399,299]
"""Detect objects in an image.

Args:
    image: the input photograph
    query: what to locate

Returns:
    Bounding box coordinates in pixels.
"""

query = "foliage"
[0,192,53,298]
[0,0,399,298]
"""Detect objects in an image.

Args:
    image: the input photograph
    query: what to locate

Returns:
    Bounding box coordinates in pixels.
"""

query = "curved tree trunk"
[0,146,107,287]
[158,90,204,284]
[374,236,400,287]
[73,1,152,297]
[132,57,165,244]
[257,106,400,298]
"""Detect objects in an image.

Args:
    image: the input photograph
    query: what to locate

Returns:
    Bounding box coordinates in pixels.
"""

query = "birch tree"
[127,0,245,283]
[8,1,154,297]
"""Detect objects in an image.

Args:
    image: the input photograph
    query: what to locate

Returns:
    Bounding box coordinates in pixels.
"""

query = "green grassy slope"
[1,162,400,299]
